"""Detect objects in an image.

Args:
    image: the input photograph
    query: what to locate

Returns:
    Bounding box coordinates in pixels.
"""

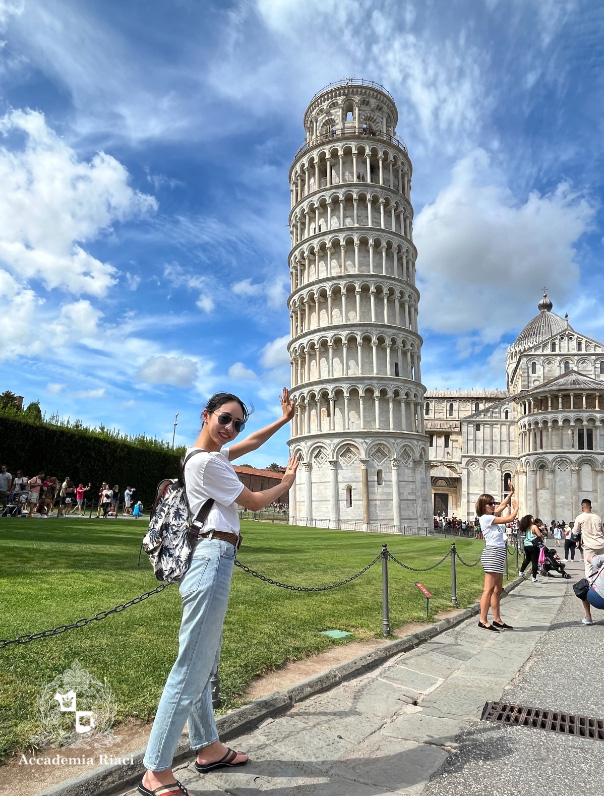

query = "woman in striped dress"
[476,486,518,632]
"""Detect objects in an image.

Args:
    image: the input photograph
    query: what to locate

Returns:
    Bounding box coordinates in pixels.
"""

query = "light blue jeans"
[143,539,236,772]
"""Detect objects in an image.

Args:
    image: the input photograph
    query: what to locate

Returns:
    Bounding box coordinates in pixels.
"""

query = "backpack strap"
[180,448,215,531]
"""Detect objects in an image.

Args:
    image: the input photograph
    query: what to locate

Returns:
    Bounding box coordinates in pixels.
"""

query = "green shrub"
[0,411,182,506]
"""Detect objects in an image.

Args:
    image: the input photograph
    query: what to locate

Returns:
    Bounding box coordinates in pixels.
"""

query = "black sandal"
[195,746,248,773]
[492,620,513,630]
[477,621,500,632]
[138,779,190,795]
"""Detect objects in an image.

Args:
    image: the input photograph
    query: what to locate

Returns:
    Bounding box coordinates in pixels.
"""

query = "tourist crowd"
[0,464,139,518]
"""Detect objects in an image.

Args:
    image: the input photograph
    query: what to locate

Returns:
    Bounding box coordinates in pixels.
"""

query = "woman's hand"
[282,455,299,486]
[280,387,296,421]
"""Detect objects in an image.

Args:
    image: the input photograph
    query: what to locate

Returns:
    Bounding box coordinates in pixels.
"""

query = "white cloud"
[47,300,102,343]
[73,388,106,399]
[46,382,65,394]
[196,294,215,313]
[260,335,290,368]
[136,355,199,387]
[0,109,156,296]
[232,278,259,297]
[232,277,288,309]
[0,0,23,27]
[228,362,257,381]
[415,149,596,343]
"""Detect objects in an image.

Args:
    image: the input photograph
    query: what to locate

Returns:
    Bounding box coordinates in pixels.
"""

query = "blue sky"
[0,0,603,466]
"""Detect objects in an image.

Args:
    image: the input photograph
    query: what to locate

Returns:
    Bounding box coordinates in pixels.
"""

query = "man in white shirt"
[0,465,11,509]
[574,499,604,625]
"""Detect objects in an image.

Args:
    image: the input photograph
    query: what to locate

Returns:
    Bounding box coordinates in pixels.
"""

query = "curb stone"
[35,574,524,796]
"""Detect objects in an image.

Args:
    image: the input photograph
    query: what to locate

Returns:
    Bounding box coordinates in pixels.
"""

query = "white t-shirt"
[479,514,505,547]
[185,447,244,536]
[13,476,27,492]
[574,512,604,550]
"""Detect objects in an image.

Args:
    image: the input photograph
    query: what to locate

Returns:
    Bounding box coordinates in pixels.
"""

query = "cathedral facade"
[427,295,604,522]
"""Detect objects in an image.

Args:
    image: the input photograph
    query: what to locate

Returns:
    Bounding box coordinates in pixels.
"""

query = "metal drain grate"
[481,701,604,741]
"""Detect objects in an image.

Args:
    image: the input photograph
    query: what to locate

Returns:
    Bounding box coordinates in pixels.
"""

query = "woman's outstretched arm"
[228,388,296,461]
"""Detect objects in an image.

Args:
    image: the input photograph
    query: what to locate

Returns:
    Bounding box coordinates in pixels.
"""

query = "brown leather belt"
[197,530,242,550]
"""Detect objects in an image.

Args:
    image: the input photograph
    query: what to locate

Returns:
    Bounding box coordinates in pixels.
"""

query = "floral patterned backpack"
[141,449,214,583]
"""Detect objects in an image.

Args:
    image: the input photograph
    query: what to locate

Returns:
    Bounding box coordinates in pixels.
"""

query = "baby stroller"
[541,546,571,579]
[2,490,29,517]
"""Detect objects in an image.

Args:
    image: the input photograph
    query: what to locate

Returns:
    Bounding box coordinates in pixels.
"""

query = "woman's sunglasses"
[213,412,245,433]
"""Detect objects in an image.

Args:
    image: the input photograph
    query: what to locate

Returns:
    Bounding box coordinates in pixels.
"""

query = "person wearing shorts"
[27,472,44,517]
[476,487,518,632]
[110,485,120,516]
[76,483,90,514]
[124,486,133,515]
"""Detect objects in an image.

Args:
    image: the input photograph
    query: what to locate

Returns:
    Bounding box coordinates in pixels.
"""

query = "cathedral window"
[504,410,509,420]
[429,434,434,447]
[587,429,594,450]
[474,402,480,412]
[600,361,604,375]
[476,424,481,431]
[531,362,536,374]
[578,428,585,450]
[444,434,450,448]
[377,469,383,485]
[345,485,353,507]
[564,361,570,373]
[551,342,556,352]
[448,402,454,416]
[425,401,430,415]
[394,362,399,376]
[578,340,583,351]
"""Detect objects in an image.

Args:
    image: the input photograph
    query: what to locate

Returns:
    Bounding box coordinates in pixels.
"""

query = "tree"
[23,401,43,422]
[0,390,21,410]
[266,462,284,472]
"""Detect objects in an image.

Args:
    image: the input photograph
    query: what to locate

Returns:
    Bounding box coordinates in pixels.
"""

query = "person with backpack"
[139,389,298,796]
[519,514,544,583]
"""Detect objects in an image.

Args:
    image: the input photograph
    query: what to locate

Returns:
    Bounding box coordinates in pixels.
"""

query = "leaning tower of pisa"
[287,79,430,531]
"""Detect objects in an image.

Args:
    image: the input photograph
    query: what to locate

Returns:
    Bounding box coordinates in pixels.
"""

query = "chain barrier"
[0,583,172,649]
[454,549,482,568]
[387,549,452,572]
[234,554,382,592]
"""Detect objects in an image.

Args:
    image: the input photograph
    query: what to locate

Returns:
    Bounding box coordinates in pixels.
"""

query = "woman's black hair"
[202,392,251,425]
[518,514,534,533]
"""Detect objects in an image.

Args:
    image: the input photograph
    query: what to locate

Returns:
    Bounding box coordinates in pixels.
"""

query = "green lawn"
[0,518,487,761]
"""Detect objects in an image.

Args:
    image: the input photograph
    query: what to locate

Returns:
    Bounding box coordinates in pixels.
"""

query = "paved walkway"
[115,560,602,796]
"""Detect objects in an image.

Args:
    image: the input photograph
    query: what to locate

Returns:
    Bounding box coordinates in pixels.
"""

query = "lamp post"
[172,412,179,448]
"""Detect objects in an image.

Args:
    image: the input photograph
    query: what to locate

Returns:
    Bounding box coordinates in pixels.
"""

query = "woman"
[563,522,577,562]
[110,484,120,516]
[139,388,298,796]
[476,486,518,632]
[62,480,78,515]
[519,514,544,582]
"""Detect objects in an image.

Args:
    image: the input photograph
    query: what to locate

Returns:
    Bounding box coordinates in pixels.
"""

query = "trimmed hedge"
[0,414,182,506]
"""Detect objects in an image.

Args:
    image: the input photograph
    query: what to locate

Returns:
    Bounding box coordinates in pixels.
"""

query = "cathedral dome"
[513,294,568,350]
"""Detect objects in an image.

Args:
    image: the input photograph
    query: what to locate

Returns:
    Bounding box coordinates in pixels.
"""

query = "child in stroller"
[541,546,571,579]
[2,490,30,517]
